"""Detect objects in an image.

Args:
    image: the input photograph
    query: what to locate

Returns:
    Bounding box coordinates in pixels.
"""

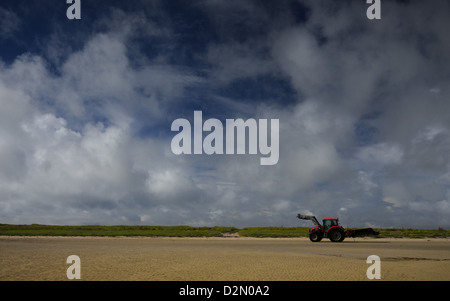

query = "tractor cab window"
[323,219,338,230]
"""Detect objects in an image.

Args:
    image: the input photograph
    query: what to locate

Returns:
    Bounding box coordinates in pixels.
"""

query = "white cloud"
[0,7,20,39]
[0,1,449,229]
[357,143,403,167]
[0,22,203,225]
[146,169,199,201]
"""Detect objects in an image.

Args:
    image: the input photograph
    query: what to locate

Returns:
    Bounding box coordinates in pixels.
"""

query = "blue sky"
[0,0,449,229]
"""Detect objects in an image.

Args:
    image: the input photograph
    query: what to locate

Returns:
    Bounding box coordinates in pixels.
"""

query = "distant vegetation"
[239,227,450,238]
[373,228,450,238]
[0,224,238,237]
[0,224,449,238]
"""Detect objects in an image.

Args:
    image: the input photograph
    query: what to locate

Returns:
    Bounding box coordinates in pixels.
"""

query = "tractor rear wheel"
[329,228,345,242]
[309,232,323,242]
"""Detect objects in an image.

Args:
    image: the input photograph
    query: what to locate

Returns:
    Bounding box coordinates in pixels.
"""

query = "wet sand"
[0,236,449,281]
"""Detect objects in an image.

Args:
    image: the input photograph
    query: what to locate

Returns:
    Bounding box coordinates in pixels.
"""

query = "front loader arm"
[296,214,321,226]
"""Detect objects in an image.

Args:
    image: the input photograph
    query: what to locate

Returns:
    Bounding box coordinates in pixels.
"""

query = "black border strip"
[1,281,446,299]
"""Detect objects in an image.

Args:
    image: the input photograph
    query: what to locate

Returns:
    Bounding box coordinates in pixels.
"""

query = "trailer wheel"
[309,232,323,242]
[329,228,345,242]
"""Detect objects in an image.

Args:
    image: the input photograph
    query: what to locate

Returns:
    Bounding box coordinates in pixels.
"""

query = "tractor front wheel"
[328,229,345,242]
[309,232,323,242]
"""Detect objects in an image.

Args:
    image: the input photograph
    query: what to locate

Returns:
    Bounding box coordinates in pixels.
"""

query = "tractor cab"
[323,218,339,232]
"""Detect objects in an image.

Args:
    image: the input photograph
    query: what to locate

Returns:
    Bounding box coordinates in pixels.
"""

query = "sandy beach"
[0,236,449,281]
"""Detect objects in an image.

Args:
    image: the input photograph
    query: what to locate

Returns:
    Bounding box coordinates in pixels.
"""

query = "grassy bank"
[0,224,449,238]
[373,228,450,238]
[239,227,450,238]
[0,224,238,237]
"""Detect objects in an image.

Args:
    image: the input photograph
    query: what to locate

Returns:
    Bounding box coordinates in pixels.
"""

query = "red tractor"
[297,214,379,242]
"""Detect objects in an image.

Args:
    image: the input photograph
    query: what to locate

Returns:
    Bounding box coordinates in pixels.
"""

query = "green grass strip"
[0,224,449,238]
